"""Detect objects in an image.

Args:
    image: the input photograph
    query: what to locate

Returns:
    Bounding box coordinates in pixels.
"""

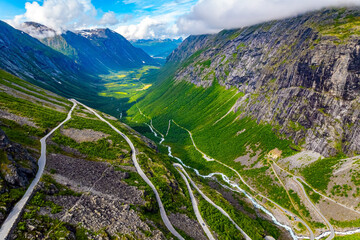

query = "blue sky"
[1,0,358,39]
[0,0,172,18]
[1,0,198,39]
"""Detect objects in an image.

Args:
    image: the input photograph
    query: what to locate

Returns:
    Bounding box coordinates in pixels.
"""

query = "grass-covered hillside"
[126,8,360,238]
[0,69,71,226]
[165,8,360,158]
[0,69,284,239]
[0,69,194,239]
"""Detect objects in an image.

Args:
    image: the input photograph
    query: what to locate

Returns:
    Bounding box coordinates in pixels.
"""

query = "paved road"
[141,109,356,239]
[75,100,184,240]
[270,163,315,240]
[158,117,309,240]
[191,147,312,240]
[174,164,252,240]
[271,161,335,239]
[273,161,360,215]
[174,164,215,240]
[294,177,334,240]
[0,100,77,240]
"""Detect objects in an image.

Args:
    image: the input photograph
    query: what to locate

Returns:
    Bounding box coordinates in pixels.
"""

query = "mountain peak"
[20,21,57,39]
[76,28,117,39]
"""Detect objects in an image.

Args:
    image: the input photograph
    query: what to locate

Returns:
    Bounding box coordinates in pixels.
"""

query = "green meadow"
[98,66,159,101]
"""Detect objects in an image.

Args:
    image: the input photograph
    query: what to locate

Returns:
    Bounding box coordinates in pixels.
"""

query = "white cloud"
[7,0,118,35]
[18,22,57,39]
[115,0,196,39]
[177,0,360,35]
[115,16,177,39]
[99,11,119,26]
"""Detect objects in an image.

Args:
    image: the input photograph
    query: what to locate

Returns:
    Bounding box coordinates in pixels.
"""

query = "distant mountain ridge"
[131,38,182,64]
[0,20,99,100]
[21,22,159,74]
[0,20,160,113]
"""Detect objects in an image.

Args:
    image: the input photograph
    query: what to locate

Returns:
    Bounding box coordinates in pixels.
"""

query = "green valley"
[2,4,360,240]
[97,66,160,111]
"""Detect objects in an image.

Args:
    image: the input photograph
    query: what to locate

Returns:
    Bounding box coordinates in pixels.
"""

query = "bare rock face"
[167,8,360,157]
[0,128,37,225]
[48,194,163,240]
[0,128,37,188]
[168,213,207,240]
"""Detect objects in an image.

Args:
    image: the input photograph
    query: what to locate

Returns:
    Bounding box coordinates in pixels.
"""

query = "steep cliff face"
[166,8,360,157]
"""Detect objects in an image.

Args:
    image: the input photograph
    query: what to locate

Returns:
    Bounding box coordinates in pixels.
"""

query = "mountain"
[4,6,360,240]
[22,22,159,74]
[127,7,360,237]
[131,38,182,64]
[0,20,101,101]
[132,7,360,158]
[18,21,57,39]
[0,21,158,117]
[0,69,283,239]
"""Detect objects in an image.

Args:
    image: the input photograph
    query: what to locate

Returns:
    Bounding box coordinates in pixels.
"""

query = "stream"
[145,121,300,240]
[145,118,360,240]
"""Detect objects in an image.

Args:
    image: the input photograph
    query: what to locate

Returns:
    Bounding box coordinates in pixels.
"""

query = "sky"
[1,0,360,40]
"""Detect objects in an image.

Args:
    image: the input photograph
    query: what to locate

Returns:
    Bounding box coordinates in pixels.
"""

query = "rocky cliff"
[167,7,360,157]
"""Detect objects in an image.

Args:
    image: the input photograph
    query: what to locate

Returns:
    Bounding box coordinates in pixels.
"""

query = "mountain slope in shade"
[0,20,101,101]
[22,22,159,74]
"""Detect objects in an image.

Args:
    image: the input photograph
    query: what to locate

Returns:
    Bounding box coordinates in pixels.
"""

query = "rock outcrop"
[0,128,37,224]
[0,128,37,190]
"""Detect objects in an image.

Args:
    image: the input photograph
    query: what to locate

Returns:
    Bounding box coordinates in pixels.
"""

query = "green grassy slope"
[125,64,300,236]
[0,69,195,238]
[127,64,296,165]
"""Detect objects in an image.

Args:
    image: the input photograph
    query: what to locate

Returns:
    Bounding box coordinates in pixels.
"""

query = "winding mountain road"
[272,161,360,215]
[174,164,215,240]
[174,163,252,240]
[270,163,315,240]
[172,120,214,162]
[170,120,314,240]
[271,160,360,239]
[75,100,184,240]
[0,100,77,240]
[139,106,360,239]
[137,109,307,239]
[293,177,334,240]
